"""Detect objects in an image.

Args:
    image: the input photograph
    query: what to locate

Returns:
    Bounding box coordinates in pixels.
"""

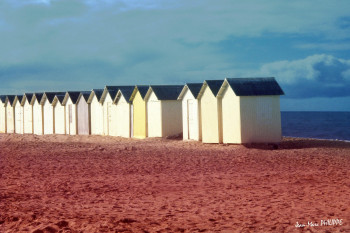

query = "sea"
[281,111,350,141]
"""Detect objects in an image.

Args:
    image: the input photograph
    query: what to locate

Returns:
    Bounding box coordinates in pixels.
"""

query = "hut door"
[107,102,112,135]
[68,104,72,134]
[187,99,195,139]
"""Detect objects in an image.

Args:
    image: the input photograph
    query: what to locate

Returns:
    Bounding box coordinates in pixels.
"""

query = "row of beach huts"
[0,77,284,144]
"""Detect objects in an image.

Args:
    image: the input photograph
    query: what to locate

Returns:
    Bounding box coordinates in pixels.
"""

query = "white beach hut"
[14,95,24,134]
[0,95,7,133]
[32,93,44,135]
[87,89,104,135]
[22,93,34,134]
[5,95,16,134]
[42,92,65,135]
[63,91,91,135]
[145,85,183,138]
[76,91,91,135]
[198,80,224,143]
[113,86,135,138]
[100,86,120,136]
[178,83,202,141]
[52,94,66,135]
[217,77,284,144]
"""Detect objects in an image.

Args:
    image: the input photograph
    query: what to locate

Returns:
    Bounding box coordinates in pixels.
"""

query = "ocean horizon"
[281,111,350,141]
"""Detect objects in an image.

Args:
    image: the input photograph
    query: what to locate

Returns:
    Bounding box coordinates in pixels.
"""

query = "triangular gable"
[88,89,104,103]
[114,86,135,103]
[53,94,66,106]
[63,92,82,105]
[43,92,66,104]
[224,77,284,96]
[178,83,202,100]
[33,93,44,105]
[130,85,149,101]
[23,93,34,105]
[0,95,6,103]
[14,95,24,106]
[198,80,224,99]
[6,95,16,106]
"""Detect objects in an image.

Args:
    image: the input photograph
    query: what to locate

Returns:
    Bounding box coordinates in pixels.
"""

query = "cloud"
[256,54,350,98]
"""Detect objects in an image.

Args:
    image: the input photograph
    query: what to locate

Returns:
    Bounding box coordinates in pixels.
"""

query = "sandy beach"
[1,134,349,233]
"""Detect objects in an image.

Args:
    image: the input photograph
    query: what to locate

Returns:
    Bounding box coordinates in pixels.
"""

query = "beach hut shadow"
[243,138,350,150]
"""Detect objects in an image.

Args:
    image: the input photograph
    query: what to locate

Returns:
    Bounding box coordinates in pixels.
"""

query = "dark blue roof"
[45,92,66,103]
[118,86,135,102]
[186,83,202,98]
[205,80,224,96]
[24,93,34,103]
[34,93,44,103]
[226,77,284,96]
[137,85,149,99]
[67,91,82,104]
[81,91,91,102]
[16,95,24,103]
[0,95,6,102]
[92,89,104,101]
[55,94,65,104]
[105,86,121,100]
[150,85,184,100]
[6,95,16,106]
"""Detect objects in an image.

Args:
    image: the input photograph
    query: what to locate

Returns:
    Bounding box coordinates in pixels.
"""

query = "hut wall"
[77,97,90,135]
[43,100,54,134]
[132,91,147,138]
[65,98,77,135]
[200,86,222,143]
[54,102,65,134]
[90,95,103,135]
[23,100,33,134]
[147,91,162,137]
[33,101,43,135]
[239,96,282,143]
[115,95,131,138]
[0,102,6,133]
[221,87,241,143]
[15,103,24,134]
[181,89,200,141]
[161,100,182,138]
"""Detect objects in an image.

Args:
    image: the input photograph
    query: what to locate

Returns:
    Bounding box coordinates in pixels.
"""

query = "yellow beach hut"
[32,93,44,135]
[22,93,34,134]
[14,95,24,134]
[217,77,284,144]
[5,95,16,134]
[52,94,66,134]
[113,86,135,138]
[87,89,104,135]
[0,96,6,133]
[198,80,224,143]
[130,85,149,139]
[178,83,202,141]
[145,85,183,138]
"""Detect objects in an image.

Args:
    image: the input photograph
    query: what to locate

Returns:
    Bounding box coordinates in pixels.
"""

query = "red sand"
[1,134,350,233]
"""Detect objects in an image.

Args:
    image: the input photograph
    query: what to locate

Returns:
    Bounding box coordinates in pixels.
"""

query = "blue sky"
[1,0,350,111]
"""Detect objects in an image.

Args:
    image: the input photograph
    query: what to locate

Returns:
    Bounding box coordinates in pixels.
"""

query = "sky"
[0,0,350,111]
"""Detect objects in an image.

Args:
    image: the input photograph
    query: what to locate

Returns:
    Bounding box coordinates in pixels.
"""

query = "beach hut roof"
[80,91,92,102]
[0,95,6,103]
[53,94,66,106]
[23,93,34,105]
[87,89,104,103]
[15,95,24,105]
[114,86,135,103]
[220,77,284,96]
[197,80,224,98]
[63,91,83,104]
[32,93,44,104]
[100,86,121,103]
[146,85,184,101]
[42,92,66,104]
[6,95,16,106]
[130,85,149,101]
[178,83,202,99]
